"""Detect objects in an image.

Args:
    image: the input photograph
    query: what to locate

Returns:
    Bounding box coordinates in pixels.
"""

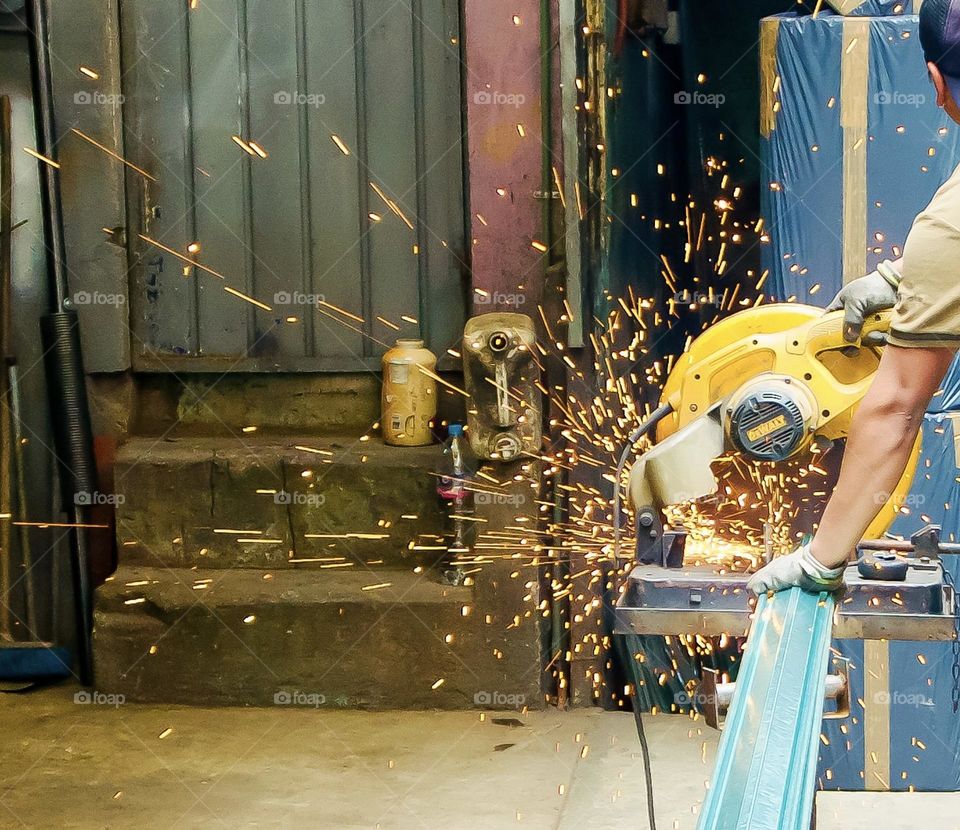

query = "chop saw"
[614,302,956,642]
[613,303,960,830]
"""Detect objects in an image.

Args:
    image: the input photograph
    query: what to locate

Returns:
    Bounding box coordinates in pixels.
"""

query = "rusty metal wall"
[52,0,467,372]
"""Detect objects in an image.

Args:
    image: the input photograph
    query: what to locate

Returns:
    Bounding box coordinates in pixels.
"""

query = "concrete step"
[93,565,541,709]
[114,435,450,571]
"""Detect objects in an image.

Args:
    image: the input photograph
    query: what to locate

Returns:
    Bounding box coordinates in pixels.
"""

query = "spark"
[23,147,59,168]
[224,285,272,311]
[70,129,157,181]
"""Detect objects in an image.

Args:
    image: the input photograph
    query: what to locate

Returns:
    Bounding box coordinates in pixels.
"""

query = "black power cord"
[610,403,673,830]
[631,694,658,830]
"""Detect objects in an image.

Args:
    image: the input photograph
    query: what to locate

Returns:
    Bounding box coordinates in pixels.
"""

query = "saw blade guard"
[655,304,887,445]
[628,404,725,510]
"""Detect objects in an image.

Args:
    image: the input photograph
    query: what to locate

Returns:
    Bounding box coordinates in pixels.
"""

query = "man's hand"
[747,543,845,595]
[825,270,898,345]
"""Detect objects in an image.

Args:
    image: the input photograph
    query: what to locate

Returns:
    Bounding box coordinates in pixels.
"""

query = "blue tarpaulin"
[761,12,960,303]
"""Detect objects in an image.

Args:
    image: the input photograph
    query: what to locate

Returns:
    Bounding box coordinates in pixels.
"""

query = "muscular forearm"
[808,343,954,569]
[809,393,924,568]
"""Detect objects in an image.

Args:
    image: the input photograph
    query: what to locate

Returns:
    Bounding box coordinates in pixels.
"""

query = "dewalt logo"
[746,414,787,443]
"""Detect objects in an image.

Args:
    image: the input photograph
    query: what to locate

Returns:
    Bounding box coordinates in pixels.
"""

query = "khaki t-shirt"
[890,161,960,348]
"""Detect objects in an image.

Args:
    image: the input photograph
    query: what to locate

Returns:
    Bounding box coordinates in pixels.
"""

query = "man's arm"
[748,342,954,593]
[808,341,955,568]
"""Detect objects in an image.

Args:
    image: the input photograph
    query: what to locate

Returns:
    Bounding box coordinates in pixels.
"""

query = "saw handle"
[802,309,891,357]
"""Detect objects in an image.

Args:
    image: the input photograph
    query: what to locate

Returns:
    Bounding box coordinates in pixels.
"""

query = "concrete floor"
[0,685,957,829]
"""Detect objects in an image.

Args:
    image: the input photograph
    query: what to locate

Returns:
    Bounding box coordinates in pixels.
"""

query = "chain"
[941,565,960,713]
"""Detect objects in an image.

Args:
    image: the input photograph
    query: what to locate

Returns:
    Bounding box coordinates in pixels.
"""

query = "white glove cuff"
[876,260,902,289]
[798,543,845,583]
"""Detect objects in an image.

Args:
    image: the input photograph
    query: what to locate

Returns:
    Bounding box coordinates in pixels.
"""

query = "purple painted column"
[463,0,545,314]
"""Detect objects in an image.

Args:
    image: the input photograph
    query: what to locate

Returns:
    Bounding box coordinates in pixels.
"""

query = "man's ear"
[929,60,948,107]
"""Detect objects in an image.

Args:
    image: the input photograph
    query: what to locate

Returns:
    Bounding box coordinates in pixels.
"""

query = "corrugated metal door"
[120,0,466,371]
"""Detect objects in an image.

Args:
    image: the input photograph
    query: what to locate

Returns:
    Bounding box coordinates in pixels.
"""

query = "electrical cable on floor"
[631,694,658,830]
[610,404,672,830]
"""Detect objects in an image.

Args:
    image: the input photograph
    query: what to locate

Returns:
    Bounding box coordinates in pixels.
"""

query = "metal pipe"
[25,0,67,307]
[859,538,960,555]
[0,95,11,641]
[9,363,37,635]
[712,672,846,710]
[26,0,96,683]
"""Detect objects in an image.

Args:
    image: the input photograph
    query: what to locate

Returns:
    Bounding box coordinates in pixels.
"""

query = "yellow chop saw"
[613,303,960,830]
[613,303,958,649]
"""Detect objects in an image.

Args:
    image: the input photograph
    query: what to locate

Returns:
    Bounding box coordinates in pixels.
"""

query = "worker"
[748,0,960,594]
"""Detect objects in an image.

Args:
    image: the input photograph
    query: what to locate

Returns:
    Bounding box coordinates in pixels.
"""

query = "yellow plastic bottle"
[381,339,437,446]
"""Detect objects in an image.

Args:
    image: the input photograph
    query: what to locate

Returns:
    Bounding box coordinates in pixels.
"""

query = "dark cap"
[920,0,960,103]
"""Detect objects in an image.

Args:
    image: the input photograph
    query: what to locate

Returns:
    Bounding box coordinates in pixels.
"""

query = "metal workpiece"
[696,589,834,830]
[615,560,956,641]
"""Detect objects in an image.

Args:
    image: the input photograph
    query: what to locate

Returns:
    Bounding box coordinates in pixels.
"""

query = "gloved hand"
[825,270,898,345]
[747,543,845,595]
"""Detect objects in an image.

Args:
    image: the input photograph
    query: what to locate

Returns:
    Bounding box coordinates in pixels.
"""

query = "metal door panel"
[121,0,198,356]
[303,0,365,361]
[363,2,422,343]
[418,0,467,356]
[189,0,251,356]
[246,0,307,359]
[120,0,466,371]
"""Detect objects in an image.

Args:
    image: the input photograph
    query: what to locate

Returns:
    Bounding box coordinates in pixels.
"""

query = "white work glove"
[825,264,899,346]
[747,543,845,595]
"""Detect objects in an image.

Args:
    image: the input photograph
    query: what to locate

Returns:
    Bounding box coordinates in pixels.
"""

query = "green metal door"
[120,0,466,371]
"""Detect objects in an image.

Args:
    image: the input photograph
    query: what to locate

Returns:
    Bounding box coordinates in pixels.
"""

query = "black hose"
[39,313,96,500]
[631,693,658,830]
[610,403,673,830]
[612,403,673,561]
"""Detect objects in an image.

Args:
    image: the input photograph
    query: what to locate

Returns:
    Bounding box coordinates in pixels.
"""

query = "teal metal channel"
[697,588,835,830]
